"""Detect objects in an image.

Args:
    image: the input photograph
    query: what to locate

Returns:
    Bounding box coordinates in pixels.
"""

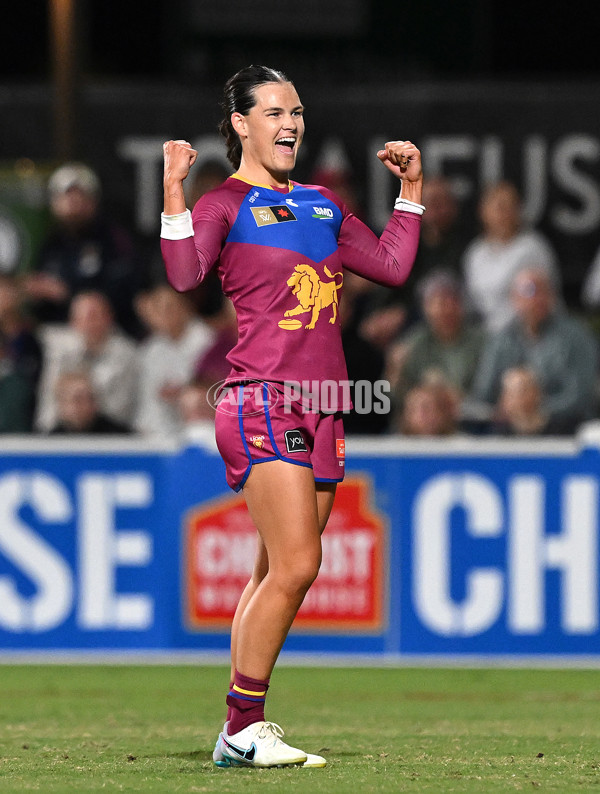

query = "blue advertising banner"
[0,435,599,661]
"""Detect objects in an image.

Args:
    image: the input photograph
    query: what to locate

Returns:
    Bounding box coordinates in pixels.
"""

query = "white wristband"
[394,196,426,215]
[160,209,194,240]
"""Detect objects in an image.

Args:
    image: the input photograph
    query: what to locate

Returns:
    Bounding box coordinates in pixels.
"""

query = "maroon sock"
[226,680,233,724]
[226,670,269,735]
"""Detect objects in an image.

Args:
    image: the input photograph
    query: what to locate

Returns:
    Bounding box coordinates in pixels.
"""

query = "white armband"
[160,209,194,240]
[394,196,426,215]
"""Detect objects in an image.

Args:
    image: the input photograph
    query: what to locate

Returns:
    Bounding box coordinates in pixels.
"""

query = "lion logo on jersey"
[280,264,343,330]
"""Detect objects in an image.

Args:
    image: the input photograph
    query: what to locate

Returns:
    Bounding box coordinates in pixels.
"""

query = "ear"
[231,112,247,139]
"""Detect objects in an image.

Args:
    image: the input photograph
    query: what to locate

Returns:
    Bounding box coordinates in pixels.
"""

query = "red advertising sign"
[184,475,387,633]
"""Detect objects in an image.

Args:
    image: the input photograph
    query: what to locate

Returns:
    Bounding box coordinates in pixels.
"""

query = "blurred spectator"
[395,379,459,437]
[0,274,43,426]
[311,137,363,217]
[49,369,132,434]
[0,344,34,432]
[358,302,408,353]
[471,267,598,434]
[35,290,139,432]
[493,366,571,436]
[396,177,470,312]
[23,162,146,337]
[462,181,559,332]
[194,297,237,383]
[187,159,231,207]
[135,284,215,436]
[416,178,470,274]
[386,269,486,420]
[178,378,218,450]
[580,244,600,319]
[339,271,389,434]
[358,177,470,348]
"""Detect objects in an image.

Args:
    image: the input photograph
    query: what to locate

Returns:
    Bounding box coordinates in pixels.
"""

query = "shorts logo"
[285,429,307,454]
[251,205,297,227]
[336,439,345,459]
[250,435,265,449]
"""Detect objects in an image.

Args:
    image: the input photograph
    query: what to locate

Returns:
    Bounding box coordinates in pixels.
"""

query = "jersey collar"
[232,173,294,193]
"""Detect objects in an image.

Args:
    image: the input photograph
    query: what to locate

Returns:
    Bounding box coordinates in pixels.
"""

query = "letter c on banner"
[412,473,504,637]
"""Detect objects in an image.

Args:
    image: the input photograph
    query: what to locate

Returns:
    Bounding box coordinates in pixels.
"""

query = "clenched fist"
[163,140,198,186]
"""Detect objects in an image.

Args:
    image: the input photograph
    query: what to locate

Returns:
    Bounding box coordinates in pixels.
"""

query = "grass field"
[1,664,600,792]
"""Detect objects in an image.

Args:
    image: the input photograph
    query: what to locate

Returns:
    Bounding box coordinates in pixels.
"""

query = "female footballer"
[160,65,424,768]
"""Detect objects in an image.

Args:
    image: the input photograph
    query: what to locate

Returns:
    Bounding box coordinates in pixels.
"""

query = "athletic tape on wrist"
[161,209,194,240]
[394,196,426,215]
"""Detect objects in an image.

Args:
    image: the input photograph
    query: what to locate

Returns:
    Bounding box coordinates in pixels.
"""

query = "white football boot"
[213,723,327,769]
[218,722,327,767]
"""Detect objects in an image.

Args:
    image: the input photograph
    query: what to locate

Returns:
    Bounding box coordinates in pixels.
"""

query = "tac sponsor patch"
[251,205,297,227]
[284,428,307,454]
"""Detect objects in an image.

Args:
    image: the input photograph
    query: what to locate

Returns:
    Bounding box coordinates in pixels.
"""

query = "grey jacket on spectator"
[472,310,598,432]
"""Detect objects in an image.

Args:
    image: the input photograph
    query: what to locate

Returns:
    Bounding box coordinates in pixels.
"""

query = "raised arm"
[376,139,423,205]
[163,139,197,215]
[338,140,424,287]
[160,140,225,292]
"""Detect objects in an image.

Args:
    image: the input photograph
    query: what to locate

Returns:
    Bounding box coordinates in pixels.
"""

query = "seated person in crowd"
[394,378,460,437]
[386,269,486,423]
[462,181,559,332]
[580,242,600,321]
[177,378,218,450]
[134,284,215,437]
[193,297,237,384]
[48,369,132,434]
[395,177,470,310]
[493,366,572,436]
[358,176,470,348]
[23,162,146,338]
[0,339,34,432]
[339,272,390,434]
[470,267,598,434]
[0,274,43,427]
[35,290,139,432]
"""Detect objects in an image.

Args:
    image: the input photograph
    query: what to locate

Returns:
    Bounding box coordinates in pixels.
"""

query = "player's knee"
[278,548,321,599]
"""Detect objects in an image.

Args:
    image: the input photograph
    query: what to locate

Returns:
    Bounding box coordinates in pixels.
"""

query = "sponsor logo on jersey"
[336,439,345,459]
[285,428,308,454]
[286,197,298,207]
[312,206,334,219]
[251,205,297,227]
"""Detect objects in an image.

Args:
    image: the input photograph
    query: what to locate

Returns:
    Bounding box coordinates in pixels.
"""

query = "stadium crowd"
[0,159,599,440]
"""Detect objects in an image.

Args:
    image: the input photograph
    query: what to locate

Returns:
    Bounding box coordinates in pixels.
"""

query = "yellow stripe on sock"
[232,684,267,697]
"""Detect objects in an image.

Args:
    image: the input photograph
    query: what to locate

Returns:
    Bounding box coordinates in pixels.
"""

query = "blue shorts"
[215,382,345,492]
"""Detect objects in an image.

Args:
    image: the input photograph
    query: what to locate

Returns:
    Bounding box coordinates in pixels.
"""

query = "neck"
[235,163,290,190]
[84,335,108,354]
[510,411,546,434]
[488,224,519,243]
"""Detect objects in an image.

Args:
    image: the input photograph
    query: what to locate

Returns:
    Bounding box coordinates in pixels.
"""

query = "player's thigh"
[243,459,321,571]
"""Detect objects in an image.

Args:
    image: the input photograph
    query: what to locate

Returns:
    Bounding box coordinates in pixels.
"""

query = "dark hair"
[218,65,290,170]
